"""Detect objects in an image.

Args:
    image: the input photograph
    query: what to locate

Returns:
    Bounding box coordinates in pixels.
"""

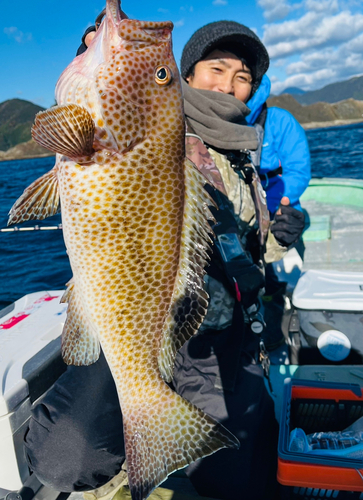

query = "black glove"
[271,204,305,247]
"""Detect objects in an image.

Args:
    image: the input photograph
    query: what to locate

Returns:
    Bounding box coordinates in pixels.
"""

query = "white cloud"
[4,27,32,43]
[174,19,185,28]
[274,58,289,68]
[270,66,363,94]
[259,0,339,22]
[213,0,228,4]
[261,0,363,92]
[271,31,363,93]
[258,0,291,22]
[157,8,169,13]
[287,31,363,75]
[304,0,339,13]
[264,10,363,59]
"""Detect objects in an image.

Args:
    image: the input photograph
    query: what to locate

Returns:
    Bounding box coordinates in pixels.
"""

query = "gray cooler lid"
[292,269,363,312]
[0,291,67,417]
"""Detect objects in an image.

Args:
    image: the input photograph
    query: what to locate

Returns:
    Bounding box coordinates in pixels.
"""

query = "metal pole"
[0,225,63,232]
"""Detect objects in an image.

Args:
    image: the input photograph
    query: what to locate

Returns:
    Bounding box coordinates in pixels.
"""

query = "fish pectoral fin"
[31,104,95,160]
[124,386,239,500]
[62,289,100,366]
[8,167,60,225]
[158,158,214,382]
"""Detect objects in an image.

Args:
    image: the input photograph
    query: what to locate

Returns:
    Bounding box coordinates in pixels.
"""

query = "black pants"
[173,306,279,500]
[24,352,125,492]
[25,311,279,498]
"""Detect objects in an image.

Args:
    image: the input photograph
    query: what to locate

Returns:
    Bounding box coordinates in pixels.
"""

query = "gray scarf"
[182,79,258,151]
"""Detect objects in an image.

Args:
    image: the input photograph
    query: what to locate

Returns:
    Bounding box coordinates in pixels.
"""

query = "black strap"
[210,149,255,185]
[95,9,106,29]
[259,165,283,182]
[254,102,268,129]
[253,103,283,184]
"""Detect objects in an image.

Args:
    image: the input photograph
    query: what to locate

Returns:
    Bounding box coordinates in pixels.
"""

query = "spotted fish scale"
[8,1,239,498]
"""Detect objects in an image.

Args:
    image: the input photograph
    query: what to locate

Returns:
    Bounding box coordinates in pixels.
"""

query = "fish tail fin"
[123,386,239,500]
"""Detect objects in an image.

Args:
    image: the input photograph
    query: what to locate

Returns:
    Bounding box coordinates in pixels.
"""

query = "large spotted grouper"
[8,1,239,498]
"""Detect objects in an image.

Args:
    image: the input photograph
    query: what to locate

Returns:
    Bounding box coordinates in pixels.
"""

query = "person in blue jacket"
[245,73,311,216]
[180,22,311,239]
[180,20,310,351]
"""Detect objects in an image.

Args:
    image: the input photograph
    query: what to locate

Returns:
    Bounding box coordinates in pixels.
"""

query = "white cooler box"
[0,291,67,494]
[289,270,363,365]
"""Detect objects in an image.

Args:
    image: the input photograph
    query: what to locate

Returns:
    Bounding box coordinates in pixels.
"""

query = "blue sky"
[1,0,363,108]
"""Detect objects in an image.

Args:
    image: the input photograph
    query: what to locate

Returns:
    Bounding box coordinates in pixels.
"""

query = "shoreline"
[302,118,363,130]
[1,118,363,162]
[0,152,54,163]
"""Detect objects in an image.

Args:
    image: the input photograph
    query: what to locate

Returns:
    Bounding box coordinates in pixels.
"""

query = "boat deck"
[273,179,363,290]
[301,198,363,272]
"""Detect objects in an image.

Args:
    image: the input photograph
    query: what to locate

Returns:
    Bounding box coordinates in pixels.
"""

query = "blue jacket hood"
[245,75,271,124]
[244,74,311,213]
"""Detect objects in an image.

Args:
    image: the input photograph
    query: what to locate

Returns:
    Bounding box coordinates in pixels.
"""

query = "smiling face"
[186,49,253,103]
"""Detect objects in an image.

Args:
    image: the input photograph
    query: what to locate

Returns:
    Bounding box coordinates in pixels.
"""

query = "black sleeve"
[76,25,96,56]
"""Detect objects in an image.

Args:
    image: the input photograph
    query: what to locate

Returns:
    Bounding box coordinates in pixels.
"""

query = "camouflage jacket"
[186,137,287,331]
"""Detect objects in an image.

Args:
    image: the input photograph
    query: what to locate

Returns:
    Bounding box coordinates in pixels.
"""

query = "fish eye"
[154,66,173,86]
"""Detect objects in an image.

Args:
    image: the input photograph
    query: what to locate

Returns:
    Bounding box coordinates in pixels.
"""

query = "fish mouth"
[118,19,173,47]
[102,2,173,49]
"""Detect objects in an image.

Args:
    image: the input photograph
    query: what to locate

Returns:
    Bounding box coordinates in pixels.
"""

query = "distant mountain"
[1,90,363,162]
[0,99,46,151]
[280,87,306,96]
[267,94,363,128]
[0,139,53,162]
[292,75,363,105]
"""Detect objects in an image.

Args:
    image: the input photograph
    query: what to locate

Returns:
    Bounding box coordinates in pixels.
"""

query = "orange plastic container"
[278,379,363,492]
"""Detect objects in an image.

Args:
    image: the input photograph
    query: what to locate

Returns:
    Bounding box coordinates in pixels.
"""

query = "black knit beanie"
[181,21,269,95]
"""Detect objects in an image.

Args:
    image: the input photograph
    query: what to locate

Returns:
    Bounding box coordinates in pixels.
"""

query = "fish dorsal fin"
[31,104,95,159]
[158,158,215,382]
[8,167,60,225]
[61,283,100,366]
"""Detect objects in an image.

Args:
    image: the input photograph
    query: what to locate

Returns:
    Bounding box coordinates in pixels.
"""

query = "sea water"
[0,156,71,308]
[307,121,363,179]
[1,122,363,309]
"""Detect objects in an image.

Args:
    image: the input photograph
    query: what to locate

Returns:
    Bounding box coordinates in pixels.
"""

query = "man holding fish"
[19,3,309,500]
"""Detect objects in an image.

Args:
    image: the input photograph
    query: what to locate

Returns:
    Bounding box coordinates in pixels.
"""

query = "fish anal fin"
[31,104,95,160]
[158,158,214,382]
[60,278,75,304]
[124,386,239,500]
[62,288,100,366]
[8,167,60,225]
